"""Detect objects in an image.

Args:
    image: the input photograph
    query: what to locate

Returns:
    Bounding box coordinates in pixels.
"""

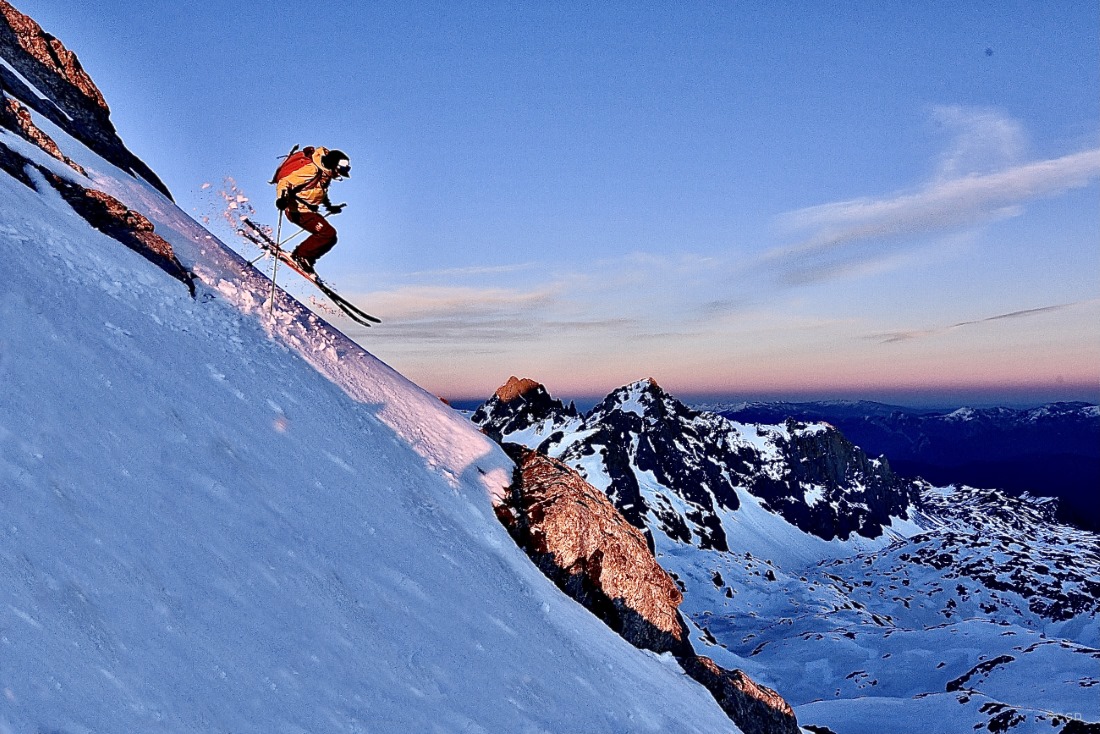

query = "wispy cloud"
[872,299,1097,344]
[766,107,1100,285]
[398,262,541,279]
[779,148,1100,250]
[360,284,558,320]
[339,283,649,348]
[932,104,1027,180]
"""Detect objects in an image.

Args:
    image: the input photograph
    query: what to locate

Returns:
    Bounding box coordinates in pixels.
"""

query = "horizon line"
[442,383,1100,410]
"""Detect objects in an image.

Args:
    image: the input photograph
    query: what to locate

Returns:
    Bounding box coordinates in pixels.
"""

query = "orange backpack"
[270,145,316,184]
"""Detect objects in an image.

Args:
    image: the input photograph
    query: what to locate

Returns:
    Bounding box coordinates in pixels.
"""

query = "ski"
[240,218,381,327]
[241,228,380,328]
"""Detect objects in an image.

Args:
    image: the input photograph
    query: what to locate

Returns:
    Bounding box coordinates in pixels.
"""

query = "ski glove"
[275,194,293,211]
[324,202,346,215]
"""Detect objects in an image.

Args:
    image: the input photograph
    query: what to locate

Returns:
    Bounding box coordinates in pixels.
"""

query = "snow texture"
[0,91,740,731]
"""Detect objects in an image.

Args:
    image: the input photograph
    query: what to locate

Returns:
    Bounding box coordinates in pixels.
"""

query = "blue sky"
[20,1,1100,404]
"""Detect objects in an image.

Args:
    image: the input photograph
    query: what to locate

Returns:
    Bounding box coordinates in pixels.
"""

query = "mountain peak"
[494,376,543,403]
[0,0,170,196]
[590,377,681,420]
[630,376,662,392]
[0,0,108,111]
[614,377,668,403]
[473,377,581,444]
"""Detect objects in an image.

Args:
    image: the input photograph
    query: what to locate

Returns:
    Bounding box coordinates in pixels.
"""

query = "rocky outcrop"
[0,0,170,197]
[0,0,106,109]
[496,443,800,734]
[41,169,194,295]
[0,91,85,173]
[2,137,192,295]
[680,656,799,734]
[750,419,919,541]
[495,376,542,403]
[497,443,691,656]
[0,134,33,186]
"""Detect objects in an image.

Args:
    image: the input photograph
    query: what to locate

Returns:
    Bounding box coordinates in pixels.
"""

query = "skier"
[273,146,351,274]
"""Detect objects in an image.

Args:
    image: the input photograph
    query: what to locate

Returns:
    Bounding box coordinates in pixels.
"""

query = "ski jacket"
[276,146,336,213]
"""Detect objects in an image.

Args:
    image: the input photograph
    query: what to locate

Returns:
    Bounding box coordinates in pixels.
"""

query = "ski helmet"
[321,149,351,178]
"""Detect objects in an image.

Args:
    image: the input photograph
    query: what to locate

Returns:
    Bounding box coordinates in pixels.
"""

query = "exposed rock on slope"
[497,444,801,734]
[0,0,106,108]
[0,134,33,185]
[497,444,692,657]
[680,657,798,734]
[42,169,195,295]
[0,91,84,173]
[0,0,170,196]
[0,4,192,298]
[0,137,192,295]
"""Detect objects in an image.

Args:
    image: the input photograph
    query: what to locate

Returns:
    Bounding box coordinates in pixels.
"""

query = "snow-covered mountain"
[0,6,746,732]
[477,377,921,556]
[474,378,1100,733]
[472,375,584,446]
[704,399,1100,532]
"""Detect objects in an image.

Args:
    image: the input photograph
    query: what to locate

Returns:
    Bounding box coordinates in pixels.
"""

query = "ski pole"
[278,227,308,248]
[247,226,308,266]
[269,210,284,315]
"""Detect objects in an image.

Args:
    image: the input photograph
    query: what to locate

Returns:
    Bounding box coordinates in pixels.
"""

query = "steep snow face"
[10,107,512,507]
[0,69,740,734]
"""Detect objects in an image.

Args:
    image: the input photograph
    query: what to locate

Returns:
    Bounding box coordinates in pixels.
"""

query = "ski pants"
[287,209,337,264]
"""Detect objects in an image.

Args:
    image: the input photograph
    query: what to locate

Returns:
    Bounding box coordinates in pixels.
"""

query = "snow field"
[1,105,742,731]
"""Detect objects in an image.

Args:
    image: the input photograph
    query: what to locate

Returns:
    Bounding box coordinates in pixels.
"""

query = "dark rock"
[679,655,800,734]
[0,0,170,197]
[749,419,919,541]
[40,167,194,296]
[0,90,85,173]
[0,137,34,187]
[946,655,1015,692]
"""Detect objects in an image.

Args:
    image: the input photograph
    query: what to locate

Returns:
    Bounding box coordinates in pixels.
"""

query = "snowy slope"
[0,70,741,733]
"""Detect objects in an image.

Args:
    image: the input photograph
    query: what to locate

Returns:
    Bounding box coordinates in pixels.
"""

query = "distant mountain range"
[473,377,1100,732]
[694,400,1100,532]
